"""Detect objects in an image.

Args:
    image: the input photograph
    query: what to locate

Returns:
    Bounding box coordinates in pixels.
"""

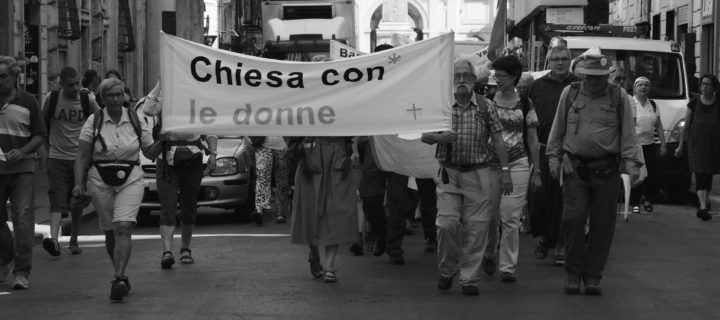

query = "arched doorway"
[368,2,426,51]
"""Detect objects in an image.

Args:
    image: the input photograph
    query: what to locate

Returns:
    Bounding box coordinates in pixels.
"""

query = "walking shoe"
[437,275,453,290]
[697,209,712,221]
[0,261,11,283]
[481,257,496,275]
[43,238,61,257]
[12,274,29,289]
[308,255,324,279]
[179,248,194,264]
[251,211,264,225]
[423,238,437,253]
[564,275,581,295]
[322,270,338,283]
[389,255,405,265]
[69,240,82,255]
[584,277,602,295]
[553,254,566,266]
[500,272,516,283]
[372,241,385,257]
[349,242,364,256]
[461,285,479,296]
[110,277,129,301]
[534,244,548,259]
[121,275,132,292]
[160,251,175,269]
[275,214,286,224]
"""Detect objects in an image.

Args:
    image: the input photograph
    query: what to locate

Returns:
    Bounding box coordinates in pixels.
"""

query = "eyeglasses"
[453,72,476,81]
[549,57,570,62]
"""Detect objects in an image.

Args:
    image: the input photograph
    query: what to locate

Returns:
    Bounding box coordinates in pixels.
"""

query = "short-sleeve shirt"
[0,89,46,174]
[79,107,154,162]
[435,94,503,166]
[43,90,101,160]
[634,96,659,145]
[492,97,539,162]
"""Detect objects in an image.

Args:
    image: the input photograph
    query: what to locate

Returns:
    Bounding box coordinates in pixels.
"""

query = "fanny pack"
[93,160,139,186]
[568,154,619,180]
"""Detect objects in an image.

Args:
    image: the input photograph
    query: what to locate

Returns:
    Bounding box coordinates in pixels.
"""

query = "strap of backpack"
[125,106,144,146]
[91,110,108,152]
[649,99,657,113]
[46,90,60,132]
[79,91,90,121]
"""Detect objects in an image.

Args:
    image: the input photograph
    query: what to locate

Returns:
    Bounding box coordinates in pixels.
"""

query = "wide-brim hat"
[576,54,611,76]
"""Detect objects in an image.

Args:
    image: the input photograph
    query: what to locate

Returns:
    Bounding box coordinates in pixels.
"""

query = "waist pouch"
[570,154,619,180]
[173,146,202,163]
[93,160,139,186]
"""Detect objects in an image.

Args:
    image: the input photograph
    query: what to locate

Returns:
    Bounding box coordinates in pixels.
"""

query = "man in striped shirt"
[0,56,47,290]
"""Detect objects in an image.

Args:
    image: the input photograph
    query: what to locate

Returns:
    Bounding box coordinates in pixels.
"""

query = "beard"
[454,83,473,96]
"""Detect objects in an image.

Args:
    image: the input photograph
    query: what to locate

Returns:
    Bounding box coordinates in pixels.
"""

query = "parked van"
[559,36,691,201]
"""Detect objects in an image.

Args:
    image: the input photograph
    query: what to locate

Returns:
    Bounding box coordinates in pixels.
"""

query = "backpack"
[565,81,624,127]
[91,106,143,152]
[46,90,91,132]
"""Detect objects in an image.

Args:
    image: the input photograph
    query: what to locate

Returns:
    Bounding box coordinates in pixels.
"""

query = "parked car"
[139,137,255,218]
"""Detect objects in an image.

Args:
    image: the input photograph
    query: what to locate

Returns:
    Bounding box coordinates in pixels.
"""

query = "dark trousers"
[531,168,564,249]
[562,168,620,280]
[407,178,438,241]
[0,173,35,276]
[630,144,657,205]
[385,173,413,258]
[157,158,204,226]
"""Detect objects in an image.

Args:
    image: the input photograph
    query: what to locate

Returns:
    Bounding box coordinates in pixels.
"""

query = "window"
[461,0,489,25]
[571,49,686,99]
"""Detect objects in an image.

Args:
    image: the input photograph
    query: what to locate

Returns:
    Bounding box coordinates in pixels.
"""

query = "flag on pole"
[487,0,507,61]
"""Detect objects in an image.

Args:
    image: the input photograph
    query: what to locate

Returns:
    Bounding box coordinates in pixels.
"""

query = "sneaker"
[12,274,29,289]
[0,261,11,283]
[43,238,61,257]
[697,209,712,221]
[584,277,602,295]
[553,254,566,266]
[372,241,385,257]
[389,255,405,265]
[121,276,132,292]
[69,241,82,255]
[500,272,516,283]
[275,214,286,224]
[349,242,364,256]
[481,257,496,275]
[461,285,479,296]
[110,277,129,301]
[423,238,437,253]
[437,275,453,290]
[251,211,264,225]
[160,251,175,269]
[564,275,581,295]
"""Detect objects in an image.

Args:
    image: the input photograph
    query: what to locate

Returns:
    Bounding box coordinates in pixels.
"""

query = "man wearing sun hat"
[546,54,640,296]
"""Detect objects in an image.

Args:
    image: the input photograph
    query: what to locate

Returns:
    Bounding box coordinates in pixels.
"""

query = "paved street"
[2,171,720,320]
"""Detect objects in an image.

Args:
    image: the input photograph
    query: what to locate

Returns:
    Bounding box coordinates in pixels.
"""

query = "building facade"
[0,0,206,103]
[609,0,720,77]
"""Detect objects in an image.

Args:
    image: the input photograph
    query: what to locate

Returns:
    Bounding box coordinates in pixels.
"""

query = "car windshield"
[570,49,686,99]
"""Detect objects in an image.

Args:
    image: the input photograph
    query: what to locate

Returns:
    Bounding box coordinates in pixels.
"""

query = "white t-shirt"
[634,96,659,145]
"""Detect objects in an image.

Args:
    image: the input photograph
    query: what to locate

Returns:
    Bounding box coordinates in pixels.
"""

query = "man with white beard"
[422,59,513,296]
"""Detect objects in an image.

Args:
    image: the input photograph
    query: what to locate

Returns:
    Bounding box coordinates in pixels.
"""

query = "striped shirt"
[0,89,46,173]
[435,94,503,166]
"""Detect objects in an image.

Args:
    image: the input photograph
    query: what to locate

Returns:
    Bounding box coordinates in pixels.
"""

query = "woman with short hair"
[73,78,164,301]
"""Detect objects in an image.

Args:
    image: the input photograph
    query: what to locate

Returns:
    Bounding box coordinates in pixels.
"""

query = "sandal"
[534,245,548,260]
[161,251,175,269]
[308,255,324,279]
[179,248,194,264]
[643,201,653,213]
[323,270,337,283]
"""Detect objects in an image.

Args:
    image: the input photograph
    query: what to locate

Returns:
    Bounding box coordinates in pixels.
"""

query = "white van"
[559,36,691,201]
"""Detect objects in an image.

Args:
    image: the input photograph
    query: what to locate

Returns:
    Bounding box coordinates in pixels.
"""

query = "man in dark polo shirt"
[546,54,639,295]
[422,59,513,296]
[527,45,582,266]
[0,56,47,289]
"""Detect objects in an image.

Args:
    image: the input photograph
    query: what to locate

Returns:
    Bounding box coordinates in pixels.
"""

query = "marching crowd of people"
[0,37,719,302]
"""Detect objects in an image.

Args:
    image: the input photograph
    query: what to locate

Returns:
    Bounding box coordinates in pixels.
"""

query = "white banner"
[159,32,453,136]
[372,135,439,179]
[329,40,364,60]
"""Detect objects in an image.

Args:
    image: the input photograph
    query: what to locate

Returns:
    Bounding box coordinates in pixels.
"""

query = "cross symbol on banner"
[388,53,401,64]
[406,104,422,120]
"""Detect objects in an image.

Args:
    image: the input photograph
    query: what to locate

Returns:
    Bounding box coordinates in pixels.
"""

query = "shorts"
[47,158,75,216]
[87,165,145,231]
